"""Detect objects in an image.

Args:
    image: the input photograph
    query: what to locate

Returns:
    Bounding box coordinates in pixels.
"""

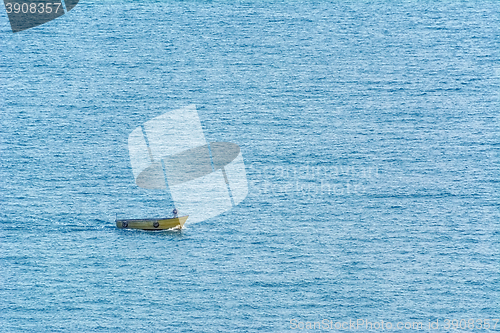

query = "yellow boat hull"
[116,215,188,230]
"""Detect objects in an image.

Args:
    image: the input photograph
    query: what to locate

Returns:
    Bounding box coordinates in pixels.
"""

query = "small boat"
[116,215,188,230]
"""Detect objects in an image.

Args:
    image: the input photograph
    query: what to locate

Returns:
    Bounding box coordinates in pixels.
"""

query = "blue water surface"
[1,1,499,332]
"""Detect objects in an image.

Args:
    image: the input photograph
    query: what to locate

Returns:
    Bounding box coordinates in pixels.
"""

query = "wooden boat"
[116,215,188,230]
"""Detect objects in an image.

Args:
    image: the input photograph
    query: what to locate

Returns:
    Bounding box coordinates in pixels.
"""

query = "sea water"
[1,1,499,332]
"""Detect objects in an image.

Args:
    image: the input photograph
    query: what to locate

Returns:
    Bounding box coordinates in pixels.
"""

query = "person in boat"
[173,208,178,217]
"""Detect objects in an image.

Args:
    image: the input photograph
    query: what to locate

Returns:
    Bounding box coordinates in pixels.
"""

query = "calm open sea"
[1,1,499,332]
